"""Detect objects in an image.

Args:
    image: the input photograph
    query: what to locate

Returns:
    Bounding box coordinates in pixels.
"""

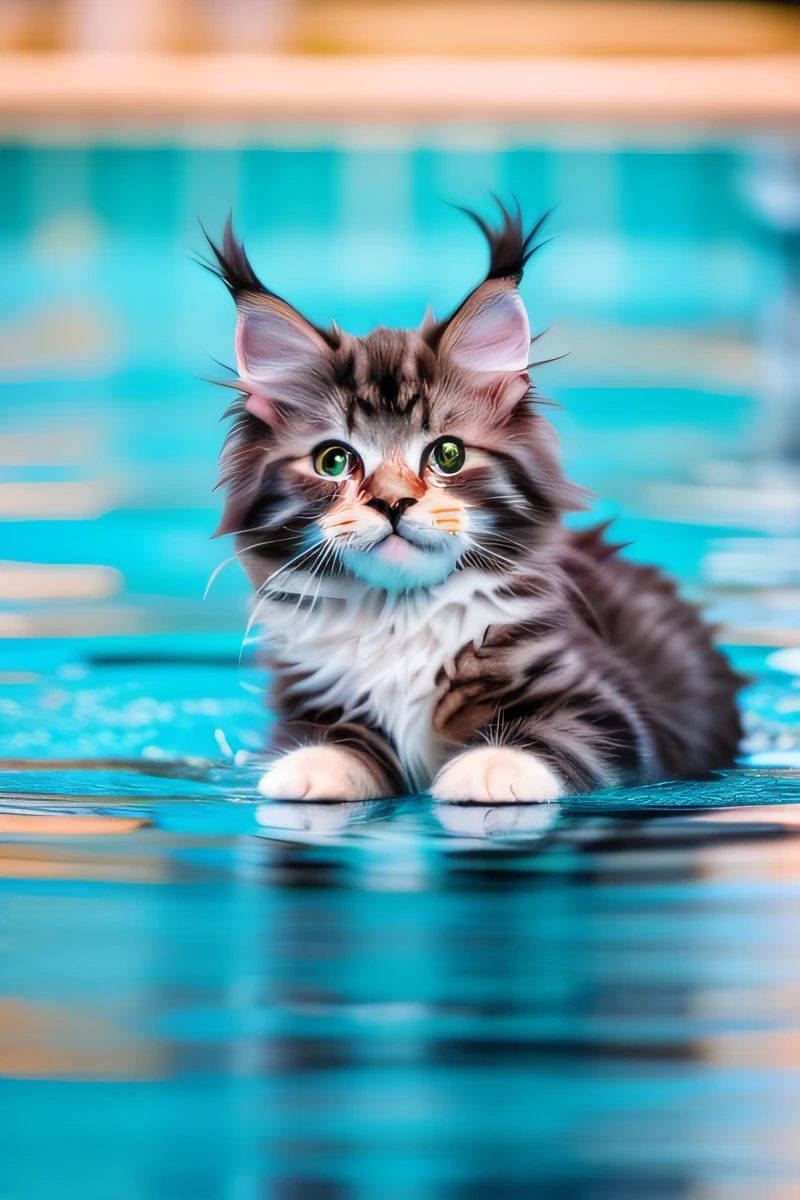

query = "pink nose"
[364,459,425,507]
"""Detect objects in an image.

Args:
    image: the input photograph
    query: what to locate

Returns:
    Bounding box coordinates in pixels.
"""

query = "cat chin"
[340,535,461,591]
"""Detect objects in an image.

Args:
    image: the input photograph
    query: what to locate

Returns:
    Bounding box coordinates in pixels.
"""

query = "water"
[4,767,800,1197]
[2,131,800,1195]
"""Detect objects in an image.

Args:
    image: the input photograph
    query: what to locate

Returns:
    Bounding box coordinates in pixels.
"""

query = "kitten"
[208,203,741,803]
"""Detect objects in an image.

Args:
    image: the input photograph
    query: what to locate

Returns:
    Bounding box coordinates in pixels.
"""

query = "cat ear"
[436,279,530,373]
[204,217,334,426]
[428,200,550,375]
[418,303,437,336]
[234,294,332,424]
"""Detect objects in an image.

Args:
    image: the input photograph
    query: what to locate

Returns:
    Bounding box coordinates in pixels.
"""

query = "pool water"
[2,132,800,1195]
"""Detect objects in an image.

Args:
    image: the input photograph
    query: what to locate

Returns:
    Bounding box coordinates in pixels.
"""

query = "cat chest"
[280,619,454,789]
[346,625,451,785]
[262,582,531,790]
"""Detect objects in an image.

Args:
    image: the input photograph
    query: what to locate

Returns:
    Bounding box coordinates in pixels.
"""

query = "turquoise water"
[2,134,800,1194]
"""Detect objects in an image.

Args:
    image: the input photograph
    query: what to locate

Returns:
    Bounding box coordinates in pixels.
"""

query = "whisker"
[479,530,534,555]
[217,516,306,540]
[203,556,238,599]
[468,540,518,570]
[460,548,497,575]
[303,539,341,622]
[256,542,325,598]
[489,535,532,552]
[303,552,332,620]
[237,541,328,664]
[289,543,329,616]
[204,538,279,598]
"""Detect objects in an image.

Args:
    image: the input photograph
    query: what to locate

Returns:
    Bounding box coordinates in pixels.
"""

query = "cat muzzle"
[366,496,418,530]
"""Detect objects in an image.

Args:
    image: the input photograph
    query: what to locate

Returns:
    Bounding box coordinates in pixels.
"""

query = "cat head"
[210,201,583,596]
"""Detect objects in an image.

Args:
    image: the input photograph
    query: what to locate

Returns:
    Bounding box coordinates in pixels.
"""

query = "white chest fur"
[257,570,531,790]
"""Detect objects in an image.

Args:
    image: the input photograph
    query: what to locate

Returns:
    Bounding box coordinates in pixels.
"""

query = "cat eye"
[430,438,466,476]
[313,443,359,479]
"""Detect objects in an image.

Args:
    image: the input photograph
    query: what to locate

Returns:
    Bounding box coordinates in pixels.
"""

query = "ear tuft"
[455,198,551,284]
[201,213,267,298]
[424,200,547,370]
[203,216,339,425]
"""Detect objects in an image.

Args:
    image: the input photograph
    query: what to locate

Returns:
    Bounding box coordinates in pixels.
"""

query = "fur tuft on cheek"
[214,435,269,537]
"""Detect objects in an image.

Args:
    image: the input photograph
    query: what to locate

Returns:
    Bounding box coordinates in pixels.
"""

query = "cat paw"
[258,745,386,801]
[430,747,564,803]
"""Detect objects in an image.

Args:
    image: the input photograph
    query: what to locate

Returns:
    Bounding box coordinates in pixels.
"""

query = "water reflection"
[2,782,800,1193]
[255,797,398,838]
[431,799,563,840]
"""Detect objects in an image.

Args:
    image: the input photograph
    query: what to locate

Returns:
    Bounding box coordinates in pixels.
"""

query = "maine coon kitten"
[208,203,741,803]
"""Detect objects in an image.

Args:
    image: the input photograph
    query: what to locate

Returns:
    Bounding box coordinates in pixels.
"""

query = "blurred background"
[0,0,798,54]
[1,1,800,763]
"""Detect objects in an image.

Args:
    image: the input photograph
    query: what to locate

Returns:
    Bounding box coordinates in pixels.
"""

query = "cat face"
[212,205,582,596]
[307,427,472,592]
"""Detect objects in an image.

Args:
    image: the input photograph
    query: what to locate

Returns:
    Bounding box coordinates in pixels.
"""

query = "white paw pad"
[431,747,564,803]
[258,745,384,802]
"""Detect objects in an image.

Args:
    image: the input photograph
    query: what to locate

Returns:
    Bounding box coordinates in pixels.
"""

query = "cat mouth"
[340,527,463,590]
[372,532,415,563]
[373,524,455,556]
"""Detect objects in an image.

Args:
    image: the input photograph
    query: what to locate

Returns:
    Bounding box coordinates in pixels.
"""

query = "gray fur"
[210,202,742,796]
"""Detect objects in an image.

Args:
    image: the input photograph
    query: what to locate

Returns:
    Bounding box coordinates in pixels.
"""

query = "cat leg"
[258,722,403,801]
[431,746,564,803]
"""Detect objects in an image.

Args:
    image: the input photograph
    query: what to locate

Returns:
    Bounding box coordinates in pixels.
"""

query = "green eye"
[431,438,465,475]
[314,444,355,478]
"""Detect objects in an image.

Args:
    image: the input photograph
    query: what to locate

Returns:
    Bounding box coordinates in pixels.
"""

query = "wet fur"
[208,203,742,799]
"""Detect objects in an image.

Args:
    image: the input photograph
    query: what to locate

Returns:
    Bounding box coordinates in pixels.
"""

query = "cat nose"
[364,460,425,507]
[366,496,418,529]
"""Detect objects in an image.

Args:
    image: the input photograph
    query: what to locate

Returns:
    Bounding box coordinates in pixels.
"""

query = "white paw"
[431,747,564,803]
[258,745,386,801]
